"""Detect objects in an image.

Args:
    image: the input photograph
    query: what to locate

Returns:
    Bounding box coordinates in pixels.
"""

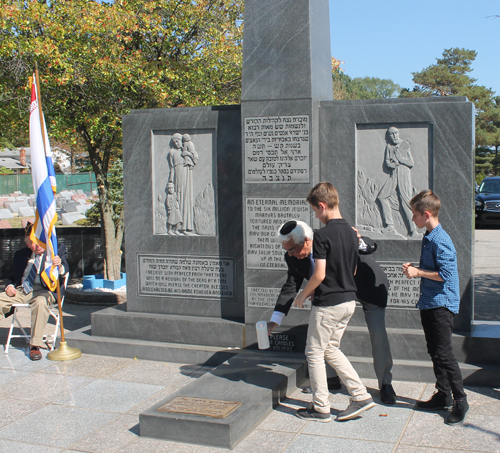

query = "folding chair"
[4,273,70,353]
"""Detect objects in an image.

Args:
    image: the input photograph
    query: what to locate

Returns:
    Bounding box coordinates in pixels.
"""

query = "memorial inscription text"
[380,262,420,308]
[246,198,310,269]
[247,286,311,310]
[139,255,234,299]
[244,115,310,183]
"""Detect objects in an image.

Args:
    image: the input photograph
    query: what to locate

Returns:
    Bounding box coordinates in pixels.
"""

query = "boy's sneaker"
[336,397,375,421]
[296,404,331,422]
[416,391,453,410]
[446,398,469,425]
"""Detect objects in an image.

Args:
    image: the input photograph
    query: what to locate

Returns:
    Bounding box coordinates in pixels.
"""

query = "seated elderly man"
[0,223,68,360]
[269,220,397,404]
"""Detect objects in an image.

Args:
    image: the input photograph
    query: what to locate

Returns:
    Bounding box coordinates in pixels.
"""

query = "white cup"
[255,321,270,349]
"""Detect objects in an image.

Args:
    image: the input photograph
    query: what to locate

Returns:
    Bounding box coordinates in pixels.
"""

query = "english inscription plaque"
[269,333,298,352]
[247,286,311,310]
[157,396,242,419]
[380,261,420,308]
[246,198,310,269]
[138,255,234,299]
[244,115,310,183]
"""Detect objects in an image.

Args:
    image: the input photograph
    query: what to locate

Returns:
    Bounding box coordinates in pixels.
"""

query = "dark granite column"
[241,0,334,346]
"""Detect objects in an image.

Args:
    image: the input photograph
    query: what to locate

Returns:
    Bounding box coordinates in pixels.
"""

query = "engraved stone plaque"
[270,333,299,352]
[380,261,420,308]
[246,198,310,269]
[157,397,242,419]
[244,115,310,183]
[247,286,311,310]
[138,255,234,299]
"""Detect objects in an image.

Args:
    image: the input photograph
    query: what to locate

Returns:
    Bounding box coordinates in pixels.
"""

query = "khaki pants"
[306,301,371,413]
[0,284,55,348]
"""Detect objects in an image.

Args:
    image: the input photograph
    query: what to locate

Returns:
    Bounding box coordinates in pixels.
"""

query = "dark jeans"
[420,307,466,400]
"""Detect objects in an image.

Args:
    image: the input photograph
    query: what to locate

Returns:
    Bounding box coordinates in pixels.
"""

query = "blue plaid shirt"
[417,224,460,313]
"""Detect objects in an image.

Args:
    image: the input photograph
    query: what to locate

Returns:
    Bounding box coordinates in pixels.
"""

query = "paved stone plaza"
[0,229,499,452]
[0,349,499,452]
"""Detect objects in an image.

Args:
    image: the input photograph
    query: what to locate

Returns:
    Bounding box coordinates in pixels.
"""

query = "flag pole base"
[47,341,82,361]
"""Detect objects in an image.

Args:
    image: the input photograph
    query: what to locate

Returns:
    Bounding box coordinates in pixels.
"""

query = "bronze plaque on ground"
[157,397,242,419]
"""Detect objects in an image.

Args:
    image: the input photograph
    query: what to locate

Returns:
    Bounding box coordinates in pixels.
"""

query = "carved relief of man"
[167,133,197,235]
[377,127,418,237]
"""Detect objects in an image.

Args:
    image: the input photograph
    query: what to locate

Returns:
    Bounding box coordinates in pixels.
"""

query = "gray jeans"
[327,301,393,388]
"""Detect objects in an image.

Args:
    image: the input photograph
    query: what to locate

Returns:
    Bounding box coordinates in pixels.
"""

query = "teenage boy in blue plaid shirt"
[402,190,468,425]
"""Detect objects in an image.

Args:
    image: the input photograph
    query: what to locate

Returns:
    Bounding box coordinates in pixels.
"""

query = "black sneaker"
[296,405,331,422]
[336,397,375,421]
[446,398,469,425]
[416,391,453,410]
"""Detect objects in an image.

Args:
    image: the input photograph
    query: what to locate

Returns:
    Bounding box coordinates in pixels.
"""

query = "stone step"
[341,325,500,366]
[82,306,500,367]
[139,351,307,449]
[65,326,240,367]
[90,306,247,348]
[347,356,500,388]
[66,326,500,388]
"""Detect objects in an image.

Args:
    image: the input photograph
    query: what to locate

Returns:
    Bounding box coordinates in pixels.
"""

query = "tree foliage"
[400,48,500,177]
[351,77,400,99]
[0,0,243,279]
[0,166,14,175]
[331,59,400,100]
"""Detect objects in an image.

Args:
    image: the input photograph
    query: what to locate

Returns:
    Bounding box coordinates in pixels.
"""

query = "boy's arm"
[294,259,326,308]
[402,263,443,282]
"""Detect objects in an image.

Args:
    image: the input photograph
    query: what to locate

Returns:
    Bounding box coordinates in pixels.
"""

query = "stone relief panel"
[356,124,431,240]
[153,131,216,236]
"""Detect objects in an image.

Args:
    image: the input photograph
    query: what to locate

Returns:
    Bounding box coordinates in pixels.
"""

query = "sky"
[329,0,500,95]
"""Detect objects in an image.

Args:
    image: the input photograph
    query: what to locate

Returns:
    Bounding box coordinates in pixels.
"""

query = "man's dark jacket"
[274,237,389,316]
[6,244,69,296]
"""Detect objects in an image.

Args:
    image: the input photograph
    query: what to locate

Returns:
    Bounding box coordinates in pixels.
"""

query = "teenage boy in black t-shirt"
[294,182,375,422]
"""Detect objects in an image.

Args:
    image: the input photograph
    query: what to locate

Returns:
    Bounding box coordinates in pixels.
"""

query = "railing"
[0,172,97,195]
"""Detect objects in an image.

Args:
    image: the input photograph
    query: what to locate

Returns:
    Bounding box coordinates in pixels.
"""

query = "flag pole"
[33,65,81,361]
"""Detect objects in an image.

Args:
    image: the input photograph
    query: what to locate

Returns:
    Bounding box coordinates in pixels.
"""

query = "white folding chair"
[4,273,70,353]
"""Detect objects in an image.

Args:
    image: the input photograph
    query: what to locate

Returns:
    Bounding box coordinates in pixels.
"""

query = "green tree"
[83,159,123,228]
[0,166,14,175]
[352,77,400,99]
[0,0,243,279]
[331,60,400,100]
[400,48,500,177]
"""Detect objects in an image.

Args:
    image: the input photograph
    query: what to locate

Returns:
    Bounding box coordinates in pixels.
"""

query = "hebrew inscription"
[246,198,310,269]
[247,286,311,310]
[380,262,420,308]
[244,115,310,183]
[138,255,234,299]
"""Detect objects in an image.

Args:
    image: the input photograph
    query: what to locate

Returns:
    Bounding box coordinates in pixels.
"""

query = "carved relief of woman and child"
[166,133,198,235]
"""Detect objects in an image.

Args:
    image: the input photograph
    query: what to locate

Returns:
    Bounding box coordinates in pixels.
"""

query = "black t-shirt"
[312,218,358,306]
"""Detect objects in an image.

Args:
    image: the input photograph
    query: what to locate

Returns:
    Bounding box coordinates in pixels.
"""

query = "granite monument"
[67,0,481,448]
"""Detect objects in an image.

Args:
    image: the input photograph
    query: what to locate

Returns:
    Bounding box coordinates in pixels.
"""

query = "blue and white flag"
[29,72,59,291]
